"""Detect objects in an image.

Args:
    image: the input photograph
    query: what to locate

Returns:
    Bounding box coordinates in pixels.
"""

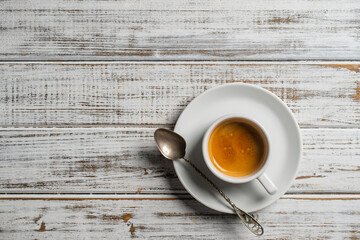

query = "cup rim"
[202,114,270,184]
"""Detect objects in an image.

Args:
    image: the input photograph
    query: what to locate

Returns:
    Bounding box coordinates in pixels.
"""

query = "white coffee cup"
[202,114,277,195]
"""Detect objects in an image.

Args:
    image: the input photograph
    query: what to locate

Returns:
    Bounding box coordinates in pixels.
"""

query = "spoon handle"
[183,157,264,236]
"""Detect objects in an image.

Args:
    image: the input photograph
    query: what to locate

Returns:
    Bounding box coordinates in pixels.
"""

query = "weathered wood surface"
[1,0,359,237]
[1,0,360,60]
[0,194,359,239]
[0,62,359,127]
[1,127,359,193]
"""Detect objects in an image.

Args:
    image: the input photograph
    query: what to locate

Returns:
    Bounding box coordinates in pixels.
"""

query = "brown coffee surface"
[208,119,264,177]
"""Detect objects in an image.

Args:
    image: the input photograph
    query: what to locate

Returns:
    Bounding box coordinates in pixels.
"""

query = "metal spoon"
[154,128,264,236]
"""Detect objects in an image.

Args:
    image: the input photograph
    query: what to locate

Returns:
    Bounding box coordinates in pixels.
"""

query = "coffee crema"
[208,119,265,177]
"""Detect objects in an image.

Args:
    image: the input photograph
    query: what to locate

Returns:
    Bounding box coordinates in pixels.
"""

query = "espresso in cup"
[202,114,276,194]
[208,118,266,177]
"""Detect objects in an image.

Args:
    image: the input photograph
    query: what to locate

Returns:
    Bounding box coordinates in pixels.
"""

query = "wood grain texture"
[1,0,359,60]
[0,62,359,127]
[1,0,359,237]
[1,127,359,193]
[0,194,359,239]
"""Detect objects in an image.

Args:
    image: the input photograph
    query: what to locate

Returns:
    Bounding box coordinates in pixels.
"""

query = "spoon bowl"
[154,128,186,160]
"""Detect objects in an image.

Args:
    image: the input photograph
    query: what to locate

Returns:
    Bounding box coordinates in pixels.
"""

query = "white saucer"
[173,83,302,213]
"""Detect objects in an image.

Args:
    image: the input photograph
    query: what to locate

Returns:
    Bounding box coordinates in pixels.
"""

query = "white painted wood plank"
[0,127,359,193]
[0,194,359,239]
[0,62,359,127]
[0,0,359,60]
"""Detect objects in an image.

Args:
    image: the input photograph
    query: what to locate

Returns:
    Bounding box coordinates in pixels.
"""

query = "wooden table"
[0,0,359,239]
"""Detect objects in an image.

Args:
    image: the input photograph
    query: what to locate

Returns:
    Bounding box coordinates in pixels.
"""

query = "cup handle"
[257,173,277,195]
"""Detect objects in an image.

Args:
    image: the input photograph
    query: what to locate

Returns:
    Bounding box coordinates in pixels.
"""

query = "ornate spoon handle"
[183,157,264,236]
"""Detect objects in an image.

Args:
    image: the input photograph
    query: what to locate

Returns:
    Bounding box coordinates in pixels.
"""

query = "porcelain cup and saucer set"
[173,83,302,213]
